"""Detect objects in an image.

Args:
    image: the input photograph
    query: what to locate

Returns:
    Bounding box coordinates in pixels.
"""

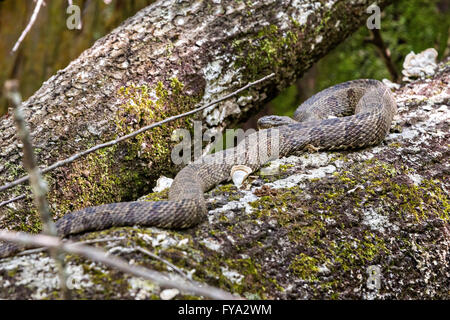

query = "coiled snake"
[0,79,396,258]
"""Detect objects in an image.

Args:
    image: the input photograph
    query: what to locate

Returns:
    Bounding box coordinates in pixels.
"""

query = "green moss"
[48,77,201,216]
[52,145,141,215]
[289,253,321,281]
[322,159,448,222]
[216,184,238,193]
[390,178,449,221]
[330,153,349,162]
[2,161,26,180]
[232,24,300,80]
[186,255,282,298]
[388,142,402,148]
[78,263,129,299]
[115,78,199,167]
[7,268,18,278]
[222,258,267,294]
[343,160,448,221]
[287,216,388,285]
[213,184,241,201]
[140,189,169,202]
[243,157,447,296]
[279,164,294,172]
[331,232,389,272]
[249,188,302,222]
[138,235,284,298]
[4,206,42,233]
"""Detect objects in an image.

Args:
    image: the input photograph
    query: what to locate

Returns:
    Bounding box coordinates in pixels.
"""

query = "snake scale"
[0,79,396,258]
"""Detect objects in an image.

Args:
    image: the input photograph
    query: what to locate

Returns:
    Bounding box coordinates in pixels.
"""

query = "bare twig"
[81,236,127,245]
[135,246,191,281]
[0,230,240,300]
[4,80,70,299]
[0,194,27,207]
[0,73,275,197]
[366,29,399,83]
[17,236,127,256]
[11,0,45,54]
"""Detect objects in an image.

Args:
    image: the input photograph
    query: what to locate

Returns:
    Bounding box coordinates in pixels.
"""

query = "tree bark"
[0,57,448,300]
[0,0,392,230]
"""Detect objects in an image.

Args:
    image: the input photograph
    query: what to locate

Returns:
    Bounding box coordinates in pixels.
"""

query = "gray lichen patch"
[0,254,95,299]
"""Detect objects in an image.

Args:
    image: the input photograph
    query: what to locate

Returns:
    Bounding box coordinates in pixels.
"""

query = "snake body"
[0,79,396,258]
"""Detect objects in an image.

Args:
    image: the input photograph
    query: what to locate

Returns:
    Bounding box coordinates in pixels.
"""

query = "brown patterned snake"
[0,79,396,258]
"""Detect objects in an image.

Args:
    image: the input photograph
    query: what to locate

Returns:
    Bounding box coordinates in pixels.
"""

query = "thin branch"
[0,194,26,207]
[135,246,191,281]
[81,236,127,245]
[4,80,70,299]
[0,73,275,197]
[11,0,45,54]
[17,236,127,256]
[366,29,399,83]
[0,230,240,300]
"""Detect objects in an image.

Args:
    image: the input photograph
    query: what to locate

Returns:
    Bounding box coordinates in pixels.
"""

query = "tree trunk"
[0,57,448,300]
[0,0,392,230]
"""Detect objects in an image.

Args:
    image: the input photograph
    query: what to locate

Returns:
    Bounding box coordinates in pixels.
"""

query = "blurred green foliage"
[271,0,449,116]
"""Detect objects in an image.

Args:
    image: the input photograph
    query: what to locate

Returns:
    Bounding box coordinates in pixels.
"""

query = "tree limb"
[11,0,45,54]
[0,0,394,230]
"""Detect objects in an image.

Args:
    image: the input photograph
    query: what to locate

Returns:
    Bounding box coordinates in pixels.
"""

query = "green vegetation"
[49,78,201,215]
[232,24,300,80]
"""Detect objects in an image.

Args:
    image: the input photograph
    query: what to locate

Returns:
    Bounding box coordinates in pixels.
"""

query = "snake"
[0,79,396,258]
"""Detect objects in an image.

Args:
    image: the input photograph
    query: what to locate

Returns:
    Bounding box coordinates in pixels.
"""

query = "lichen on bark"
[49,77,202,217]
[0,0,393,228]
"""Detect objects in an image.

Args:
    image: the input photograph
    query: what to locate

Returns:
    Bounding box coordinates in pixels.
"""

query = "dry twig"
[0,194,27,207]
[11,0,45,54]
[17,236,127,256]
[366,29,399,83]
[4,79,70,299]
[135,246,192,281]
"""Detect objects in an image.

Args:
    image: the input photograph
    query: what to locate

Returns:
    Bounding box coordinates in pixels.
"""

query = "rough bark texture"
[0,0,392,231]
[0,0,156,104]
[0,58,448,300]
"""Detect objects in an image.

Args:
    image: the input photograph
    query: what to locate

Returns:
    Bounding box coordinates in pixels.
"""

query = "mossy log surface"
[0,0,392,230]
[0,59,448,300]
